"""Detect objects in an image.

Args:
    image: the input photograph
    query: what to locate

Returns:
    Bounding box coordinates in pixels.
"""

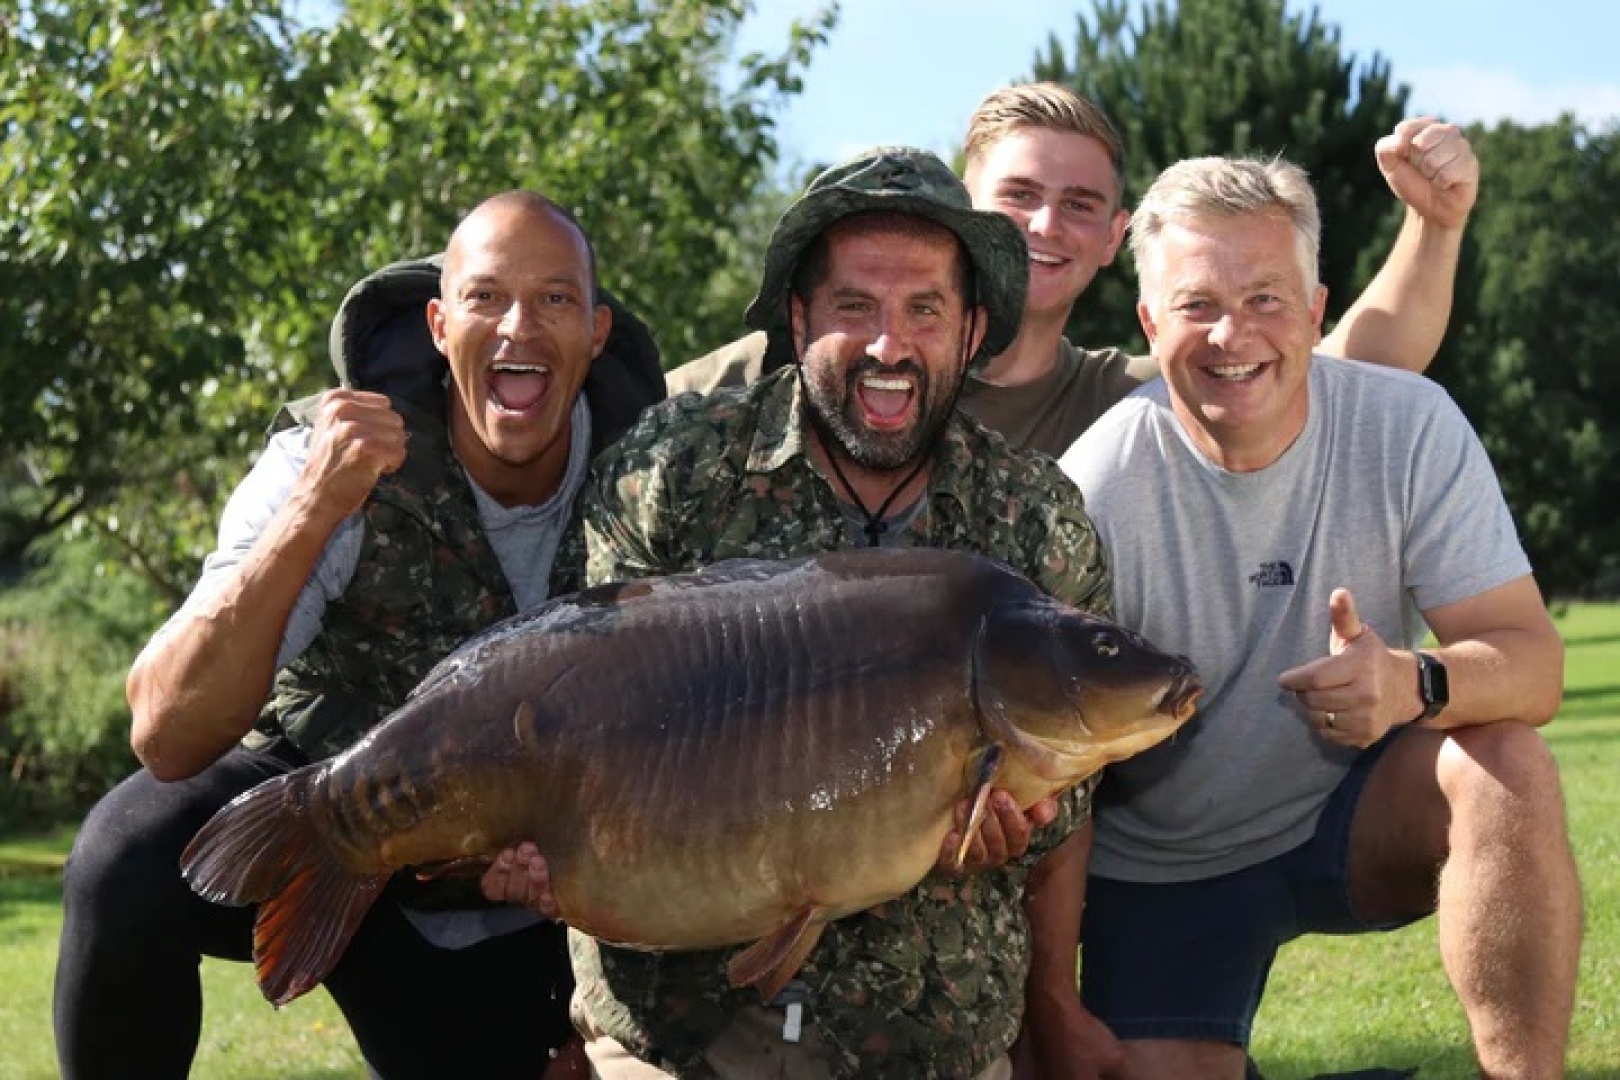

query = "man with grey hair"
[1059,155,1580,1078]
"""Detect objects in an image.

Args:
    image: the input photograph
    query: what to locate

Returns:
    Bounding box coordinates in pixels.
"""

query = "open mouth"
[1205,362,1263,382]
[855,374,916,429]
[488,363,551,414]
[1029,250,1070,271]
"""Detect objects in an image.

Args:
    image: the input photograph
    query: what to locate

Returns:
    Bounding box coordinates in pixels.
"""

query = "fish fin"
[412,855,491,881]
[955,743,1004,871]
[180,769,387,1007]
[726,905,827,1002]
[513,700,537,750]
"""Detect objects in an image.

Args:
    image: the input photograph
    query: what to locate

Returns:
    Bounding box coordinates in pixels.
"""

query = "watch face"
[1419,652,1450,711]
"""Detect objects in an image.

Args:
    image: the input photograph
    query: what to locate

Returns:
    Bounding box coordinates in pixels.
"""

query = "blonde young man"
[1059,156,1579,1079]
[668,83,1478,458]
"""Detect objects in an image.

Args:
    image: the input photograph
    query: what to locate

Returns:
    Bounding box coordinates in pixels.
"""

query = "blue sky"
[737,0,1620,172]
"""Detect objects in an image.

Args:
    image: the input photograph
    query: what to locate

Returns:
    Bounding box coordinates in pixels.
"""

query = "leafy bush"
[0,535,165,830]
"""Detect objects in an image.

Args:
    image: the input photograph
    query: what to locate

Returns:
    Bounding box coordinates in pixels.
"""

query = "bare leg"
[1351,724,1580,1079]
[1117,1039,1245,1080]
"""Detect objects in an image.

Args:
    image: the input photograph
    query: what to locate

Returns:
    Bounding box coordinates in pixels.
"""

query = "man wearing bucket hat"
[482,146,1112,1078]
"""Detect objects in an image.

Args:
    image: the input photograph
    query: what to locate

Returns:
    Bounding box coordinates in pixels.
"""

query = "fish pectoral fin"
[412,856,491,881]
[512,700,537,751]
[955,744,1004,871]
[726,906,827,1003]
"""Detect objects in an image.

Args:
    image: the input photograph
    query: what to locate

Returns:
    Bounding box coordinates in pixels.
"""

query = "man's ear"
[1099,208,1130,269]
[1136,299,1159,349]
[1310,284,1328,342]
[790,295,807,355]
[591,301,613,360]
[427,297,449,356]
[968,305,989,359]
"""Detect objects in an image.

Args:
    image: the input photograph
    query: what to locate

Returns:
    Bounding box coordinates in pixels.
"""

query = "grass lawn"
[3,604,1617,1077]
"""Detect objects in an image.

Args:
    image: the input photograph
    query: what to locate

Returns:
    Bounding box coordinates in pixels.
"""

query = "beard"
[801,348,962,472]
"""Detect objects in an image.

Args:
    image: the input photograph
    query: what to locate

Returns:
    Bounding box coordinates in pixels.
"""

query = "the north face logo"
[1249,561,1295,588]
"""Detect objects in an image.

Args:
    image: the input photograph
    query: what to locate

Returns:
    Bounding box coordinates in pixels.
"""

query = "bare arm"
[1278,576,1563,748]
[1319,118,1479,373]
[127,390,406,780]
[1016,822,1122,1078]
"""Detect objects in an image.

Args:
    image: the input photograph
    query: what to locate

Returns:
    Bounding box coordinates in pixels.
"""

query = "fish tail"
[180,770,387,1006]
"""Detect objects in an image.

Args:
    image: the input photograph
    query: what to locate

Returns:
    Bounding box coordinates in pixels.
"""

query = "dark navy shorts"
[1079,730,1421,1046]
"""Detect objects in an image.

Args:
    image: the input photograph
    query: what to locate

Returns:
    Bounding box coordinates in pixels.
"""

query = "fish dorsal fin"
[725,905,827,1002]
[954,744,1004,871]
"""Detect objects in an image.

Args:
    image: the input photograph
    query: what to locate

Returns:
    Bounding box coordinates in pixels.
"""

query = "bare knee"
[1437,724,1565,832]
[1120,1039,1246,1080]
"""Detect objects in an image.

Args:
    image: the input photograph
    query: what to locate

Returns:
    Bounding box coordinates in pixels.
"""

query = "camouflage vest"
[247,396,518,763]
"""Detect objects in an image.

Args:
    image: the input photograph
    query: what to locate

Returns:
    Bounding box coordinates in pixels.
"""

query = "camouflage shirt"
[573,366,1111,1079]
[248,396,588,762]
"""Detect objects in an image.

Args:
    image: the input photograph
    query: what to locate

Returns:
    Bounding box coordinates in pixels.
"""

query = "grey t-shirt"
[168,394,594,945]
[1061,357,1532,882]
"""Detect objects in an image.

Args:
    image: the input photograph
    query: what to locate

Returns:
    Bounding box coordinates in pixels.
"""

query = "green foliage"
[1431,119,1620,597]
[0,537,161,829]
[0,0,326,586]
[0,0,834,596]
[1030,0,1409,352]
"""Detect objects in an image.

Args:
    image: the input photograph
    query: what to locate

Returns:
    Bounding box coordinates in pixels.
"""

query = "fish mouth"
[1156,670,1203,719]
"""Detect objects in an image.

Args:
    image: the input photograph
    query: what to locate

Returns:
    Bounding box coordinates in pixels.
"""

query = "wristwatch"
[1414,650,1449,724]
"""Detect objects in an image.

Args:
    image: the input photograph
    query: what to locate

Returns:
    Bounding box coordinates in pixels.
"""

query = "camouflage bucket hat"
[744,146,1028,364]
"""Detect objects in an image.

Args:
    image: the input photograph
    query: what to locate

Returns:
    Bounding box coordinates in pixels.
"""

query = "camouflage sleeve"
[1017,455,1114,619]
[582,399,695,586]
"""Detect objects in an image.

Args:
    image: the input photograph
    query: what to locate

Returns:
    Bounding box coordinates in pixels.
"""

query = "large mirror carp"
[181,548,1200,1006]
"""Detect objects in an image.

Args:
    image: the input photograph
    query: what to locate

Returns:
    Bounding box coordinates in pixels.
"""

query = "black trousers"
[53,745,575,1079]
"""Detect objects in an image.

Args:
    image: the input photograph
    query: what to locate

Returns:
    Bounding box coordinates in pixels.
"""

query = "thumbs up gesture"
[1278,588,1407,747]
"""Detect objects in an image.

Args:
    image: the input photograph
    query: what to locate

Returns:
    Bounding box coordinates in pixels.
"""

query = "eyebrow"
[828,285,951,305]
[997,174,1111,203]
[459,273,585,291]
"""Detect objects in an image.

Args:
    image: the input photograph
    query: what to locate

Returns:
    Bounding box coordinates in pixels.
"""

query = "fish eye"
[1092,632,1119,658]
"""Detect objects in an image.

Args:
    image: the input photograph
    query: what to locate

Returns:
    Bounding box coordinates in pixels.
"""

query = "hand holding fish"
[938,791,1058,875]
[296,389,409,523]
[1278,588,1412,748]
[480,841,559,919]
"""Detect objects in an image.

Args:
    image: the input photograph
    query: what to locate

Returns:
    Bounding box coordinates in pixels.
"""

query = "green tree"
[0,1,326,590]
[0,0,833,597]
[1031,0,1408,351]
[1433,119,1620,596]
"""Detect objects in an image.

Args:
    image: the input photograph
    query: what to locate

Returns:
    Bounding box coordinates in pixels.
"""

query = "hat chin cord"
[796,307,979,547]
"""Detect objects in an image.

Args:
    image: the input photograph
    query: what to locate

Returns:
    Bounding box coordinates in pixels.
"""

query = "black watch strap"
[1414,650,1449,723]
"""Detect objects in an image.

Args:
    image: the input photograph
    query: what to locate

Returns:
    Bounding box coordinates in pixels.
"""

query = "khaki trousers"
[583,1004,1014,1080]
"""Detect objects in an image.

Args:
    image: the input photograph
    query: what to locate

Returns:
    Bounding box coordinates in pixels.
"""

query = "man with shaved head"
[55,192,663,1079]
